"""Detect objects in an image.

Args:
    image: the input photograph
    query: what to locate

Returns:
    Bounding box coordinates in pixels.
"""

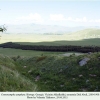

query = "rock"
[72,78,75,80]
[79,58,90,66]
[58,66,68,73]
[82,88,87,92]
[28,70,32,73]
[35,75,40,81]
[79,74,83,77]
[60,85,64,87]
[86,80,89,83]
[44,82,47,84]
[23,66,27,68]
[89,74,97,77]
[88,52,92,55]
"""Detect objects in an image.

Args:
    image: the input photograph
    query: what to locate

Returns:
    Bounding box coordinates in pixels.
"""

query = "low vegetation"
[17,38,100,46]
[1,42,100,53]
[0,54,38,91]
[0,49,100,91]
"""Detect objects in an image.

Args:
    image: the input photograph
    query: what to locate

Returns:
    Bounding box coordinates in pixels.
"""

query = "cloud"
[50,14,100,23]
[2,13,100,25]
[50,14,88,22]
[69,17,100,23]
[73,17,87,22]
[50,14,66,21]
[15,13,44,24]
[89,19,100,23]
[66,17,73,21]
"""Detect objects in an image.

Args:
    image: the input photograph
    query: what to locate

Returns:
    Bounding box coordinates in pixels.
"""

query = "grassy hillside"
[0,51,100,91]
[16,38,100,46]
[0,54,38,91]
[0,47,63,57]
[72,28,100,38]
[15,53,100,91]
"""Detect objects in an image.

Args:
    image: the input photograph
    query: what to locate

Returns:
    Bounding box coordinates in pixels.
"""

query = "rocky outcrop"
[79,58,90,66]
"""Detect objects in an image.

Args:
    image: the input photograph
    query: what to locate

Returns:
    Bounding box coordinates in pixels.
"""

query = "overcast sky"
[0,0,100,26]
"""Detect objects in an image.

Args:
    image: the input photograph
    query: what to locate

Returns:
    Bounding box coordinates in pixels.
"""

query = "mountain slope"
[68,28,100,39]
[6,24,92,34]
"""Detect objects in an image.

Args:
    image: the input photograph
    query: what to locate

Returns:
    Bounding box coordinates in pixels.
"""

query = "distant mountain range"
[5,23,100,34]
[1,24,100,43]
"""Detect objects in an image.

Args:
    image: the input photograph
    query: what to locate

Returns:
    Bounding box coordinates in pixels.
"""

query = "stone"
[60,85,64,87]
[89,74,97,77]
[72,78,75,80]
[79,74,83,77]
[82,88,87,92]
[23,66,27,68]
[35,75,40,81]
[79,58,90,66]
[28,70,32,73]
[88,52,92,55]
[44,82,47,84]
[86,80,89,83]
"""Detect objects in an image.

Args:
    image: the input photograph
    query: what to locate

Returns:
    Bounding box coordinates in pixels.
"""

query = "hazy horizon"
[0,0,100,27]
[0,0,100,43]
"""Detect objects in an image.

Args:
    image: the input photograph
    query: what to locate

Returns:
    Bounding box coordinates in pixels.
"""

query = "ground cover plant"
[0,48,100,91]
[0,54,38,91]
[17,38,100,46]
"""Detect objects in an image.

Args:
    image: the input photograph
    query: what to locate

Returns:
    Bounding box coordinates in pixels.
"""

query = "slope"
[0,54,38,91]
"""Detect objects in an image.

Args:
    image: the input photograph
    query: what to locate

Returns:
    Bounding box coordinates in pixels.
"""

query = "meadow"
[17,38,100,46]
[0,47,64,57]
[0,46,100,91]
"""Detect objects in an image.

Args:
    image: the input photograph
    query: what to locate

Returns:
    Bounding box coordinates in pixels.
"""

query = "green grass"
[16,38,100,46]
[0,47,100,91]
[0,55,38,91]
[0,47,63,57]
[15,52,100,91]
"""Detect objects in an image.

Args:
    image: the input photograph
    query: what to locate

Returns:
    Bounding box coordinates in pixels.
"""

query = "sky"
[0,0,100,27]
